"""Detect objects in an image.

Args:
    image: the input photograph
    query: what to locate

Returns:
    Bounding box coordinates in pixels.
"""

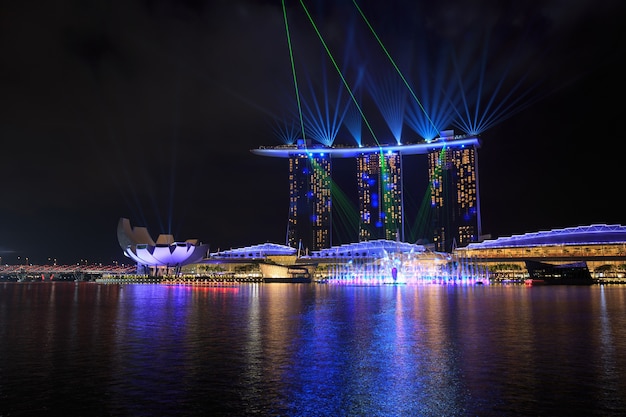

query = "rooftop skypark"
[251,133,480,158]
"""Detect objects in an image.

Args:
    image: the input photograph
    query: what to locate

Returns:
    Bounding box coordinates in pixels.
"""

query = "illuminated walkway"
[0,264,136,281]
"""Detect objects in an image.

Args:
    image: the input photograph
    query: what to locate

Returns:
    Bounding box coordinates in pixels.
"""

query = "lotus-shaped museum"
[117,218,209,274]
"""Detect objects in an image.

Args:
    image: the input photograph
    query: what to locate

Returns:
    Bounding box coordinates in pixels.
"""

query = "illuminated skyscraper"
[357,151,402,241]
[428,134,481,252]
[286,141,331,253]
[252,133,481,253]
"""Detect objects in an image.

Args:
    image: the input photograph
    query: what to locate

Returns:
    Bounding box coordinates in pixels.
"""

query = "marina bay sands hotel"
[251,130,481,253]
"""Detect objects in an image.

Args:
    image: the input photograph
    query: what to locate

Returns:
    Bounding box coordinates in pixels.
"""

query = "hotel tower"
[357,151,402,242]
[286,146,332,253]
[252,131,481,253]
[427,139,481,252]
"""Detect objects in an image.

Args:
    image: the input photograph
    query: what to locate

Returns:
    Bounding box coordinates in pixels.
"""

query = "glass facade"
[287,153,331,253]
[428,144,481,252]
[357,151,402,242]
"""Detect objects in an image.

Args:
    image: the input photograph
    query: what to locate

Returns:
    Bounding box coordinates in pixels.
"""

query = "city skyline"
[1,0,624,264]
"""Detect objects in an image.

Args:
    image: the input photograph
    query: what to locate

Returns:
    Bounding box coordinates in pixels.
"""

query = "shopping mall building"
[453,224,626,281]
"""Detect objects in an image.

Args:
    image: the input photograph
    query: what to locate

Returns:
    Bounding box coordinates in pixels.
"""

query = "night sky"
[1,0,625,265]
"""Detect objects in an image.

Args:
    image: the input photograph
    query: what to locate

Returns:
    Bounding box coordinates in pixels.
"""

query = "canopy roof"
[210,243,297,258]
[306,240,430,258]
[463,224,626,249]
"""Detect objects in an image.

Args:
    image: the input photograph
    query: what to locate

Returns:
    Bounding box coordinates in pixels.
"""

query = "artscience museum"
[117,218,209,276]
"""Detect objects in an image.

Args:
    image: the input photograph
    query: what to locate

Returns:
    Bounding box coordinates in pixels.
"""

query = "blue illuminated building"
[286,140,332,252]
[357,150,402,242]
[428,130,482,252]
[455,224,626,281]
[251,131,481,252]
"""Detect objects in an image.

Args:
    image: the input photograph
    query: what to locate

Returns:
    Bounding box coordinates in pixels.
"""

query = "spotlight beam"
[352,0,439,135]
[281,0,307,142]
[298,0,381,147]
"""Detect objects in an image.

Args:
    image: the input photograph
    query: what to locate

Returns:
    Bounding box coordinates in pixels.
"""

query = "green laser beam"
[352,0,439,135]
[282,0,307,142]
[298,0,381,148]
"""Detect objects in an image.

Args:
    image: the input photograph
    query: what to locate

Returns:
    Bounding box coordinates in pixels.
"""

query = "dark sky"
[1,0,625,265]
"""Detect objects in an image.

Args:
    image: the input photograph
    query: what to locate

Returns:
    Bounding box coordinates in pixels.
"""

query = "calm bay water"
[1,281,626,416]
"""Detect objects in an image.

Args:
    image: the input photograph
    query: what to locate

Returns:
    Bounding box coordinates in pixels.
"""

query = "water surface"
[1,282,625,416]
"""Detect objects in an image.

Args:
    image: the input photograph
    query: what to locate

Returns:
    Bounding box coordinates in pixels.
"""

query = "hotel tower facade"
[428,142,481,252]
[286,150,332,253]
[357,151,402,242]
